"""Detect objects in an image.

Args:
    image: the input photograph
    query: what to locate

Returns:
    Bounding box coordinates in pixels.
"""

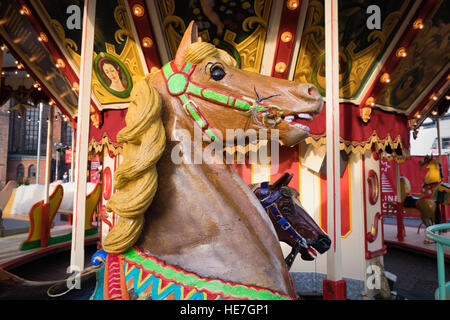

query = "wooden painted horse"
[0,22,323,300]
[251,173,330,269]
[0,173,329,299]
[419,155,450,206]
[402,155,449,240]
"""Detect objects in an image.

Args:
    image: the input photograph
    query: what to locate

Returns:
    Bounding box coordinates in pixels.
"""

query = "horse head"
[419,154,434,167]
[150,21,323,146]
[252,173,331,263]
[419,155,443,185]
[100,21,324,299]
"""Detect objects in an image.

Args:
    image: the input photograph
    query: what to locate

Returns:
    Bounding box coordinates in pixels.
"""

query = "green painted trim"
[47,228,97,245]
[162,62,174,79]
[182,62,193,73]
[19,239,41,251]
[85,228,98,237]
[48,233,72,245]
[124,248,290,300]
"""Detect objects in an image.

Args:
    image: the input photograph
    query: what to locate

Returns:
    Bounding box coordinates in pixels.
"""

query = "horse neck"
[135,92,296,298]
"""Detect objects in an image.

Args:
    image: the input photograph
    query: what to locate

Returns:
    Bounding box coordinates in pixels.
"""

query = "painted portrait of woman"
[94,53,133,98]
[390,67,423,107]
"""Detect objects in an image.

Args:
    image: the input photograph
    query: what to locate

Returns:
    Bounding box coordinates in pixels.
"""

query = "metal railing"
[426,223,450,300]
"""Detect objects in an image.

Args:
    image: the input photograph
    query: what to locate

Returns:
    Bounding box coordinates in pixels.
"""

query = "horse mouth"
[282,113,314,133]
[278,112,315,146]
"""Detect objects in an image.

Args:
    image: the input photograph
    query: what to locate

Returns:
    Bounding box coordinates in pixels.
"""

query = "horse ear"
[272,173,292,189]
[174,21,199,68]
[286,174,294,186]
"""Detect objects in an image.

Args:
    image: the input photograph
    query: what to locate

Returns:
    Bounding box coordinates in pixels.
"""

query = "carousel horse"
[401,155,448,241]
[0,22,323,300]
[419,155,450,206]
[0,173,329,299]
[250,173,331,269]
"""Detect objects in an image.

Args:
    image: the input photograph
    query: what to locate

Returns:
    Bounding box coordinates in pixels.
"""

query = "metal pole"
[437,243,446,300]
[435,117,447,228]
[55,145,59,181]
[36,103,44,184]
[70,0,96,273]
[395,161,405,241]
[324,0,344,299]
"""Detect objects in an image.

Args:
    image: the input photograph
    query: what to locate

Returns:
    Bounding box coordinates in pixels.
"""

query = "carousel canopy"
[0,0,448,159]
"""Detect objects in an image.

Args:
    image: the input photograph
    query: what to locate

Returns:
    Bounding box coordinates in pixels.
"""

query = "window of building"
[28,165,36,178]
[24,107,40,154]
[432,137,450,150]
[17,164,24,179]
[443,138,450,150]
[61,120,73,148]
[24,108,39,153]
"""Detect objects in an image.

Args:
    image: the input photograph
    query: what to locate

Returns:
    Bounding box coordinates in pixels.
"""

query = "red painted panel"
[271,1,302,79]
[319,165,351,237]
[270,146,300,192]
[127,0,162,70]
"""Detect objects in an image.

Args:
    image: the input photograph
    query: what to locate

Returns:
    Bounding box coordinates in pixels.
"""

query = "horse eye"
[210,64,226,81]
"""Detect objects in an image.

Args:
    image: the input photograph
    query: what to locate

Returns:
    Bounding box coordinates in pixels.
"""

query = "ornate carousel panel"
[156,0,273,73]
[35,0,147,108]
[376,0,450,114]
[294,0,414,100]
[0,1,79,116]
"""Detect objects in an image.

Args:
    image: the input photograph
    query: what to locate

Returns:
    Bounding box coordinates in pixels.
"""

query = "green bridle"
[162,60,282,142]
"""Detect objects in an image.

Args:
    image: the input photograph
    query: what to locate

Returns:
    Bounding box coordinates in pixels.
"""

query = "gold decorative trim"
[294,0,411,99]
[89,134,123,156]
[39,0,146,107]
[305,131,409,161]
[158,0,272,73]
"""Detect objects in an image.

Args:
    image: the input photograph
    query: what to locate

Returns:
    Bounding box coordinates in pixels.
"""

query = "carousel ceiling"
[0,0,448,131]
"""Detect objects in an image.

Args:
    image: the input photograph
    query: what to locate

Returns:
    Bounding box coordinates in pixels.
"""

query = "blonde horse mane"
[102,42,236,254]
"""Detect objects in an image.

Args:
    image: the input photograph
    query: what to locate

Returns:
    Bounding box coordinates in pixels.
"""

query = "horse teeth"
[293,123,310,132]
[284,115,294,122]
[297,113,313,121]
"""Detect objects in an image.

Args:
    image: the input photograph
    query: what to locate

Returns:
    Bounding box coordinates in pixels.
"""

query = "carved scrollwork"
[114,4,134,44]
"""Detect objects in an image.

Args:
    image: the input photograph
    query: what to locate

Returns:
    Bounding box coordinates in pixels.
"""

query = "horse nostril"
[307,85,320,98]
[311,235,331,254]
[296,84,321,100]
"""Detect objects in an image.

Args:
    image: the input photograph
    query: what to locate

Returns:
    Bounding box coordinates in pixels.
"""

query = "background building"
[0,98,72,188]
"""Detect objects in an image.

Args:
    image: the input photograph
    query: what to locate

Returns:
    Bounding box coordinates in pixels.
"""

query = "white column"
[436,117,442,164]
[325,0,342,282]
[71,128,75,182]
[70,0,96,272]
[44,105,54,203]
[36,103,44,184]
